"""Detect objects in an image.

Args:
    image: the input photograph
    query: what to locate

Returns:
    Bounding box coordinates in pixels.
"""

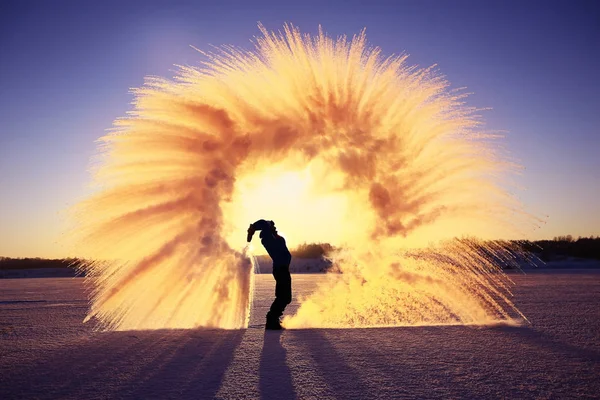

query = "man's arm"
[251,220,271,231]
[247,219,271,242]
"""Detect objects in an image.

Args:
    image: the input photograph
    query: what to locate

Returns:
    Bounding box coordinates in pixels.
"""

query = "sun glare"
[222,163,357,253]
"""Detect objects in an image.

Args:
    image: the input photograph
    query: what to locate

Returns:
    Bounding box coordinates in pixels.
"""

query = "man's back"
[260,230,292,266]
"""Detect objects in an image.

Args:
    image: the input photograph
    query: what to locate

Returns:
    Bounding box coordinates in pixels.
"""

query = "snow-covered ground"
[1,272,599,399]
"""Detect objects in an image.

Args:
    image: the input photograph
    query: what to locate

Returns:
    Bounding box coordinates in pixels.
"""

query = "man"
[247,219,292,330]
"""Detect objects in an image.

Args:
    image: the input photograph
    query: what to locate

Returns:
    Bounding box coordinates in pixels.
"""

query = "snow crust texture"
[1,272,599,399]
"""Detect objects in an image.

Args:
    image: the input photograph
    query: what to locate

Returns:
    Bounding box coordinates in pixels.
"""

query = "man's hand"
[247,224,256,242]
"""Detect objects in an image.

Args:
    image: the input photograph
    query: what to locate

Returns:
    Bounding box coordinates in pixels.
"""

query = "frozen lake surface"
[1,272,599,399]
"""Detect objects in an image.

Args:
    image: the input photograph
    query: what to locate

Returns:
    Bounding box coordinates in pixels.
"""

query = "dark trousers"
[266,266,292,321]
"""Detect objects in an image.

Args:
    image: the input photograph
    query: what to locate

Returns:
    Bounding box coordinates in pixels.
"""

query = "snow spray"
[68,24,534,330]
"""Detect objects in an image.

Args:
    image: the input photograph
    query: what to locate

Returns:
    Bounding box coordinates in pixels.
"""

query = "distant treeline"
[290,242,337,259]
[0,257,84,270]
[0,243,338,270]
[1,236,598,270]
[291,237,600,261]
[517,236,600,261]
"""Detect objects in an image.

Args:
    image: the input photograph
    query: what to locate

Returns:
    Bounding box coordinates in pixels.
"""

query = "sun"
[221,161,362,253]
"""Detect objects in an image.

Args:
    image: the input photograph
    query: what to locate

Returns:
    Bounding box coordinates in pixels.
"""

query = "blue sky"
[0,0,598,257]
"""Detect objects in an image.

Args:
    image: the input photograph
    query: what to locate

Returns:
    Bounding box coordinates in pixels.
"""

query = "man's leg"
[266,267,292,327]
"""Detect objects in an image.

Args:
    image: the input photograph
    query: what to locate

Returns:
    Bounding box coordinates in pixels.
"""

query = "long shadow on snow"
[284,326,548,399]
[259,330,297,400]
[287,329,372,399]
[0,328,244,400]
[494,325,600,363]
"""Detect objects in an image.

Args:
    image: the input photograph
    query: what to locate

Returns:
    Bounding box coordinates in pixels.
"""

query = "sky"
[0,0,598,258]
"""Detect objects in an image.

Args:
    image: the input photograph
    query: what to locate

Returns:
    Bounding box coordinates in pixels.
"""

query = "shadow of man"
[290,329,370,398]
[259,330,296,400]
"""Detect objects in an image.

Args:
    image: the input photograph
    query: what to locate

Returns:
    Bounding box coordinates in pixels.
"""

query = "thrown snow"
[1,272,599,399]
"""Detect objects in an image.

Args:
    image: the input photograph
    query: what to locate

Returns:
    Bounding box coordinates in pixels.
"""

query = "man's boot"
[265,313,283,330]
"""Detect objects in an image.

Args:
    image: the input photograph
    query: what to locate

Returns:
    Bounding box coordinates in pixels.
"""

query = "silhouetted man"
[247,219,292,330]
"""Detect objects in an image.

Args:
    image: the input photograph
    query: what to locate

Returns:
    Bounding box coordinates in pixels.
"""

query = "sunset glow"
[68,24,530,330]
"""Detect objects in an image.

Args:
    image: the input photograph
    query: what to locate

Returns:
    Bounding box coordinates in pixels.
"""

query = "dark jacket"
[250,220,292,266]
